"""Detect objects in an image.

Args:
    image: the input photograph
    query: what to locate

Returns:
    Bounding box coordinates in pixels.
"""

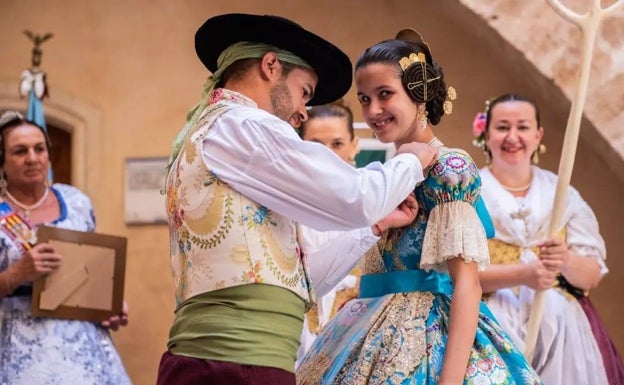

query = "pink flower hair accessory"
[471,99,490,149]
[471,112,486,149]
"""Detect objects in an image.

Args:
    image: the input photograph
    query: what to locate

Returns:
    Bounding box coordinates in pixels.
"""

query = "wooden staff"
[524,0,624,362]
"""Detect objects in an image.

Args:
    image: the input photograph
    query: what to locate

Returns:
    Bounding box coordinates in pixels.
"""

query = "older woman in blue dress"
[0,111,131,385]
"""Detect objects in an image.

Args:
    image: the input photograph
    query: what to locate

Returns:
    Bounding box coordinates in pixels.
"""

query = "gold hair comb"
[399,52,426,71]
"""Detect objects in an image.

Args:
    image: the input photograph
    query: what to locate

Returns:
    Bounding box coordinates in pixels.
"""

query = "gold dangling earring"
[531,143,546,165]
[418,104,428,130]
[484,149,491,165]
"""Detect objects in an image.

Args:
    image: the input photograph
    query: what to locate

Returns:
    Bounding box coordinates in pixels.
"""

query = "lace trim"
[297,352,333,385]
[420,201,489,272]
[335,292,434,384]
[362,233,388,274]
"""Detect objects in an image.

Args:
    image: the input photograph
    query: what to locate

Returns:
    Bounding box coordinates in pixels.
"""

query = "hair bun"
[402,62,442,103]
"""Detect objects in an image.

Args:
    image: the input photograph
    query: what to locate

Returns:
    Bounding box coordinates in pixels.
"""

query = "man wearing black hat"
[157,13,436,385]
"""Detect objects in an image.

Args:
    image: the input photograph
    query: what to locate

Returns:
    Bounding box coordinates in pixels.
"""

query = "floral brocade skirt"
[296,292,542,385]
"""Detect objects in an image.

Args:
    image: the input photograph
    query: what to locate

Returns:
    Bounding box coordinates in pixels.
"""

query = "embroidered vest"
[165,100,313,307]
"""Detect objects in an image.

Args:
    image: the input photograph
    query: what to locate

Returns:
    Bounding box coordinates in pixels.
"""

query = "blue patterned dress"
[297,149,542,385]
[0,184,131,385]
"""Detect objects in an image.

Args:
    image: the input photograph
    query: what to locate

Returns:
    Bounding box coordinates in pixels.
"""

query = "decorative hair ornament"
[400,53,440,102]
[472,99,491,150]
[0,111,24,128]
[0,111,26,163]
[443,86,457,115]
[395,29,441,103]
[399,52,426,71]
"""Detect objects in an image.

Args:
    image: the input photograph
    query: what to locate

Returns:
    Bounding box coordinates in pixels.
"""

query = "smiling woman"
[297,30,541,385]
[0,110,131,385]
[476,93,624,385]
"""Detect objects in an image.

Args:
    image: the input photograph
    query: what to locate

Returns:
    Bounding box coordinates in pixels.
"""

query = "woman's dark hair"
[299,103,355,139]
[355,39,448,125]
[485,93,541,131]
[0,111,51,166]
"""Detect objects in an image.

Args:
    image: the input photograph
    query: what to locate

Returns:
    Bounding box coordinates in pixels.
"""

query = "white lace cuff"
[420,200,489,273]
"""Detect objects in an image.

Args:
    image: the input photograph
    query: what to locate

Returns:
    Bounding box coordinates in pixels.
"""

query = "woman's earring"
[531,143,547,165]
[483,147,491,165]
[418,104,428,130]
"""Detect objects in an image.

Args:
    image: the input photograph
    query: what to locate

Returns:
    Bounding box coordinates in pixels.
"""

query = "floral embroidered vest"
[165,90,313,307]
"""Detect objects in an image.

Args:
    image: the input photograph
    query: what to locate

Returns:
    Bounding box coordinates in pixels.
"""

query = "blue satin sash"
[359,269,453,298]
[475,195,495,239]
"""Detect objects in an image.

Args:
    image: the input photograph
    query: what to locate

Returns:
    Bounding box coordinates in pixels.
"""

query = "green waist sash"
[168,284,305,373]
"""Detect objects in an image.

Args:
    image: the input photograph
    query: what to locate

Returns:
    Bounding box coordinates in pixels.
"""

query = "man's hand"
[396,141,438,171]
[372,193,419,235]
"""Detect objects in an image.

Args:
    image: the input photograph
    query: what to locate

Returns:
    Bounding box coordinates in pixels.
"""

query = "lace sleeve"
[418,149,489,272]
[420,201,489,272]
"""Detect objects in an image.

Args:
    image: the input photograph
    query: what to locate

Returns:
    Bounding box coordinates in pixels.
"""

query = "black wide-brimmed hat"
[195,13,352,106]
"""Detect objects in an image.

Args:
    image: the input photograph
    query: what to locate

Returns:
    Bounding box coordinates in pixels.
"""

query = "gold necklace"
[499,181,532,192]
[5,187,50,217]
[488,166,532,192]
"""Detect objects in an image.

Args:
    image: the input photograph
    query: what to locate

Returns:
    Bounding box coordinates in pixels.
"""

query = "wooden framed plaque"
[31,226,127,322]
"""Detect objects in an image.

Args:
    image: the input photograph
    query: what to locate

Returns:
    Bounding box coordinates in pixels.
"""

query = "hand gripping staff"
[524,0,624,362]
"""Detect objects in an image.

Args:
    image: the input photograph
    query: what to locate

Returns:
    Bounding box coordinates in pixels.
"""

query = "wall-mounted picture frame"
[31,226,127,322]
[124,157,168,225]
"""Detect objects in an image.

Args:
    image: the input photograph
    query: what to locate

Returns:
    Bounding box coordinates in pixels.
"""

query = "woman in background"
[296,102,363,365]
[0,111,131,385]
[474,93,622,385]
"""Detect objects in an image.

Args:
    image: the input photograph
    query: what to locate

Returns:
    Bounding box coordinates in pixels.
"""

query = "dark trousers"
[156,351,296,385]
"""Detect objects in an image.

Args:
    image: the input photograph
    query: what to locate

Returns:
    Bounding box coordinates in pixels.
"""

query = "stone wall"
[460,0,624,156]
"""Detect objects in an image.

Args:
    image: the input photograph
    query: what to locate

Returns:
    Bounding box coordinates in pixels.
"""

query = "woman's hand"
[538,236,570,273]
[11,242,61,283]
[372,193,419,235]
[522,259,558,290]
[101,300,129,331]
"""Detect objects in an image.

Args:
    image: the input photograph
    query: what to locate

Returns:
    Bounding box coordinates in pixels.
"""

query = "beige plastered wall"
[0,1,622,385]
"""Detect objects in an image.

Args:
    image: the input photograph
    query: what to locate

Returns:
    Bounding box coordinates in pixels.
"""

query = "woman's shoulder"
[422,147,481,204]
[51,184,92,204]
[533,166,557,181]
[533,166,584,202]
[429,147,480,182]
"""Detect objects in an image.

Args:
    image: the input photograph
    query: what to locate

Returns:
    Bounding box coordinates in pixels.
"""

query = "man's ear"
[260,52,281,81]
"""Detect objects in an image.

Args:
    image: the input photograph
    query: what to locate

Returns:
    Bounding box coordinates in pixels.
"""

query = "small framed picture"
[124,157,168,225]
[31,226,127,322]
